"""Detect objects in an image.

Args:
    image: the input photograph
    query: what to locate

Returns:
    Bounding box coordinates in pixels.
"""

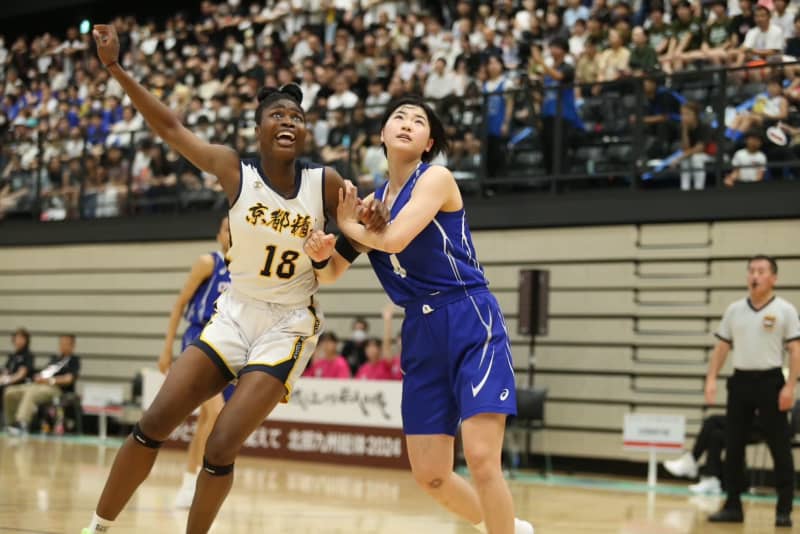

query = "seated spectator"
[303,332,351,379]
[670,102,712,191]
[341,317,370,374]
[730,76,789,134]
[364,79,391,120]
[784,13,800,58]
[4,334,80,435]
[575,37,601,89]
[595,29,631,91]
[729,0,756,51]
[646,6,672,59]
[725,130,767,186]
[424,58,457,101]
[662,1,703,73]
[358,129,388,194]
[355,339,393,380]
[771,0,794,41]
[569,19,589,58]
[741,5,785,63]
[635,75,681,156]
[320,109,353,178]
[0,328,34,424]
[564,0,590,29]
[629,27,659,74]
[663,415,727,495]
[678,0,737,67]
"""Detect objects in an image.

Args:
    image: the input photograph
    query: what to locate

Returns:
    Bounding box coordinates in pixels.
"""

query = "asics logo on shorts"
[422,304,434,315]
[500,388,509,401]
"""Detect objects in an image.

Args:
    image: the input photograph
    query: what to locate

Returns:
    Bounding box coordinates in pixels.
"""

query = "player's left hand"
[304,229,336,263]
[337,180,360,224]
[778,384,794,412]
[358,197,390,232]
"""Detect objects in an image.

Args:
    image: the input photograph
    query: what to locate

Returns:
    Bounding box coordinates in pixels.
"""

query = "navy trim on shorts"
[191,339,236,382]
[239,361,295,384]
[786,335,800,343]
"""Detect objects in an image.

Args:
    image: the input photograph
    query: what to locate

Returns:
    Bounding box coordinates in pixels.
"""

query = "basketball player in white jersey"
[84,25,387,534]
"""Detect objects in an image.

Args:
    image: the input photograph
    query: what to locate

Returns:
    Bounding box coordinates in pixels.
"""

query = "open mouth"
[275,131,296,147]
[396,133,412,142]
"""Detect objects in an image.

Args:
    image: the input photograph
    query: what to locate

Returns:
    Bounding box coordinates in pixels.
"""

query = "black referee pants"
[724,368,794,514]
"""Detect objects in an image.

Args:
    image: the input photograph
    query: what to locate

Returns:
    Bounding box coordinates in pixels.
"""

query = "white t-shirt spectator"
[731,148,767,182]
[327,90,359,112]
[424,70,458,101]
[743,24,785,51]
[772,11,795,39]
[299,81,321,112]
[365,91,391,119]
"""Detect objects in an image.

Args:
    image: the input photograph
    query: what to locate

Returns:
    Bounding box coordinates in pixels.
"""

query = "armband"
[335,235,361,263]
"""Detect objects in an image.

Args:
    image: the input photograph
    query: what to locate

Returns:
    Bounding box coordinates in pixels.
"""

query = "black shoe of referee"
[775,513,792,528]
[708,508,744,523]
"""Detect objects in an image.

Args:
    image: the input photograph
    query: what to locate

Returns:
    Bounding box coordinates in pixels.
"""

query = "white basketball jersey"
[227,158,326,306]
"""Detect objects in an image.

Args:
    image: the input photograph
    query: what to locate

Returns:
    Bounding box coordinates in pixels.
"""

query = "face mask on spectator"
[351,329,367,343]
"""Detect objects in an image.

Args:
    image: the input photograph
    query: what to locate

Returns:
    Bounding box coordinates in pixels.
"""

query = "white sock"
[182,471,197,487]
[88,512,114,533]
[473,521,488,533]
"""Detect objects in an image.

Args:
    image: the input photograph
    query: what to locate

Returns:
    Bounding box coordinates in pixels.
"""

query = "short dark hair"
[319,331,338,343]
[748,254,777,274]
[549,37,570,53]
[255,84,304,124]
[13,328,30,350]
[380,95,448,163]
[353,317,369,329]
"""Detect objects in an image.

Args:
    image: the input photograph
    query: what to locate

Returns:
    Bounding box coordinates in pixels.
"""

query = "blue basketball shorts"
[400,289,517,436]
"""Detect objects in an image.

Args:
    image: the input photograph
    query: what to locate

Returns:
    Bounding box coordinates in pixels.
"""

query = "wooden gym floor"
[0,435,790,533]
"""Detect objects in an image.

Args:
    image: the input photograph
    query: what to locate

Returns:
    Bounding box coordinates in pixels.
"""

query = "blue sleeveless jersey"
[184,251,231,326]
[368,163,489,307]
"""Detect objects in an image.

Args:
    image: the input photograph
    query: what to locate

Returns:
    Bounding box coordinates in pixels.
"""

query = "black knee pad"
[203,457,234,476]
[131,422,163,449]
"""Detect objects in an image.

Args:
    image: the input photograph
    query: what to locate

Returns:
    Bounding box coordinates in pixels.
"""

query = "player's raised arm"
[93,24,240,202]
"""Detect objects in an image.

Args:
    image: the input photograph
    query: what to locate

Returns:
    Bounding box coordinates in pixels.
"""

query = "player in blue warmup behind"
[159,216,232,508]
[304,95,534,534]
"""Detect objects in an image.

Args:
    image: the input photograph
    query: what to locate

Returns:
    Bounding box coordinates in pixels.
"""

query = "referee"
[705,255,800,528]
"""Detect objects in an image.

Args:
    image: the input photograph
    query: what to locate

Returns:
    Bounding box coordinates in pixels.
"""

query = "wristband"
[311,257,330,269]
[335,234,361,263]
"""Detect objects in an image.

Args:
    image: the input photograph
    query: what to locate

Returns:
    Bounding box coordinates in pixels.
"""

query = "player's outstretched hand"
[304,229,336,263]
[359,197,390,232]
[92,24,120,67]
[337,180,360,224]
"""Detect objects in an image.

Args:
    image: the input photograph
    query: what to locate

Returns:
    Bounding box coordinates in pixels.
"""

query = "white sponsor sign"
[81,382,125,408]
[623,413,685,452]
[271,378,403,429]
[143,371,403,429]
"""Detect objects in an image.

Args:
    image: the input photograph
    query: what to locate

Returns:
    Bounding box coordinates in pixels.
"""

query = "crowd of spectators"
[1,0,800,220]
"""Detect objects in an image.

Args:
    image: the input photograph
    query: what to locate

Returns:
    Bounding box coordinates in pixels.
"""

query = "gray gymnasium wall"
[1,219,798,462]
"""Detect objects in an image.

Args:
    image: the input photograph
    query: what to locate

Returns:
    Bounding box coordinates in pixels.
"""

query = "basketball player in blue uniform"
[159,216,231,508]
[84,26,386,534]
[304,95,533,534]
